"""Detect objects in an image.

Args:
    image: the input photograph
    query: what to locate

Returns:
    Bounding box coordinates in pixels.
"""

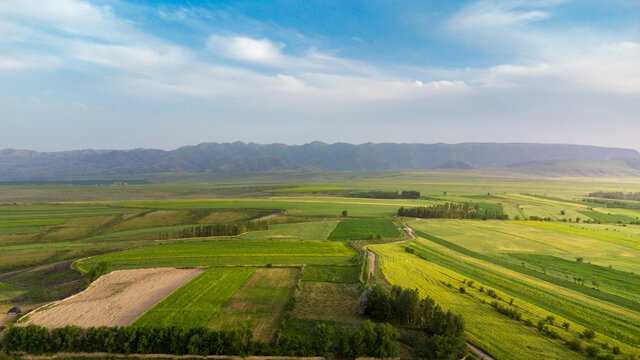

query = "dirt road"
[363,222,415,280]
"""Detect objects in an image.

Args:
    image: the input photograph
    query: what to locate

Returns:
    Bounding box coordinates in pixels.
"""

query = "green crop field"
[77,240,358,271]
[301,265,360,283]
[264,187,350,193]
[370,219,640,359]
[238,220,339,241]
[371,243,586,360]
[132,267,255,328]
[209,267,299,341]
[327,218,401,240]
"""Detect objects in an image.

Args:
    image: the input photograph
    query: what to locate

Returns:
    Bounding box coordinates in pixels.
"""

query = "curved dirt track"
[22,267,203,328]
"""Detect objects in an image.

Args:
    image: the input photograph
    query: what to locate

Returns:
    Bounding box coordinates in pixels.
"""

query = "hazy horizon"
[1,1,639,151]
[3,140,640,154]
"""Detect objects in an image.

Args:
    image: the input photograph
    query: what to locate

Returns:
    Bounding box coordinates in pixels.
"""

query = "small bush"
[580,329,596,340]
[585,345,600,358]
[567,338,582,352]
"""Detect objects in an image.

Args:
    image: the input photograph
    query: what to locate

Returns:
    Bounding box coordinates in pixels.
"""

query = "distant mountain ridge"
[1,142,638,181]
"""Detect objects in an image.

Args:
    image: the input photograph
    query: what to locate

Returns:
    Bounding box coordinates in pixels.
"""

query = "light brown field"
[21,267,203,328]
[209,267,298,342]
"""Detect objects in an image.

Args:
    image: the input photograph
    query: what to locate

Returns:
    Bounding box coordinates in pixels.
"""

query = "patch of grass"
[77,240,359,271]
[209,267,299,342]
[508,253,640,300]
[265,187,350,193]
[301,265,360,283]
[238,220,339,241]
[132,267,255,328]
[327,218,400,240]
[0,218,68,227]
[292,282,363,325]
[578,210,635,224]
[0,227,40,235]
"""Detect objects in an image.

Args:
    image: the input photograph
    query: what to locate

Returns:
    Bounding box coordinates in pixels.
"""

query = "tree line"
[273,321,399,358]
[583,198,640,210]
[166,221,268,239]
[1,326,264,356]
[347,190,420,199]
[589,191,640,201]
[2,322,399,359]
[398,203,508,220]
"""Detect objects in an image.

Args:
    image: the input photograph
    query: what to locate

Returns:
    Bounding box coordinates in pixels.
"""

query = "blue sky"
[1,0,639,151]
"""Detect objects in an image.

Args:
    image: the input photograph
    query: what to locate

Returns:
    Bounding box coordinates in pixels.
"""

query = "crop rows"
[133,267,256,328]
[78,240,359,271]
[327,218,400,240]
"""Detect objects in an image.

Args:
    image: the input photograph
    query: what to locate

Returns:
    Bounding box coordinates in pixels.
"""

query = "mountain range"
[1,142,639,181]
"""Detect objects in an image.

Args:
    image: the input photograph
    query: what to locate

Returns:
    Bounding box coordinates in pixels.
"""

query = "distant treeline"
[2,323,398,358]
[347,190,420,199]
[589,192,640,201]
[398,203,508,220]
[583,198,640,210]
[164,221,268,239]
[361,285,467,359]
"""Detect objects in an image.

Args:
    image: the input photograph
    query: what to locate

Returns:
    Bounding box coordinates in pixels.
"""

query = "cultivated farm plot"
[238,220,340,241]
[209,267,299,342]
[21,268,202,328]
[77,240,358,271]
[371,243,585,360]
[133,267,255,328]
[292,282,362,324]
[327,218,401,240]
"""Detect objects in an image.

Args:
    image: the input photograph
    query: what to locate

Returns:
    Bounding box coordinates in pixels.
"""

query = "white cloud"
[207,36,283,64]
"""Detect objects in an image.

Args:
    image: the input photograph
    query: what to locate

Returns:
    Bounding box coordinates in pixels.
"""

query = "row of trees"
[175,221,268,239]
[361,286,465,337]
[274,321,398,358]
[398,203,508,220]
[1,323,399,359]
[347,190,420,199]
[589,191,640,201]
[1,325,264,356]
[583,198,640,210]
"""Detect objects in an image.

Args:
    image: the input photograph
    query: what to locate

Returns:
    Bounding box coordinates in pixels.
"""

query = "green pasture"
[264,187,350,193]
[76,240,359,271]
[133,267,255,328]
[105,197,431,217]
[301,265,360,283]
[512,221,640,252]
[410,220,640,273]
[327,218,401,240]
[238,220,339,241]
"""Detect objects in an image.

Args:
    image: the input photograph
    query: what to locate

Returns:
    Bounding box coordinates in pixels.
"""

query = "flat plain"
[2,170,640,359]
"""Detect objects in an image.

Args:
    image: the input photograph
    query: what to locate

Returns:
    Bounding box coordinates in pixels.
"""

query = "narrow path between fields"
[365,221,495,360]
[363,222,415,280]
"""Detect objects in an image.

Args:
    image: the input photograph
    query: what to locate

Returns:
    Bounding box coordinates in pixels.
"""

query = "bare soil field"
[21,268,203,328]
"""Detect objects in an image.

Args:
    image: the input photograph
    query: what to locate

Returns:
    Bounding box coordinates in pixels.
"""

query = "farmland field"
[132,267,255,328]
[327,218,401,240]
[22,268,202,328]
[209,267,299,341]
[3,171,640,359]
[77,240,358,271]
